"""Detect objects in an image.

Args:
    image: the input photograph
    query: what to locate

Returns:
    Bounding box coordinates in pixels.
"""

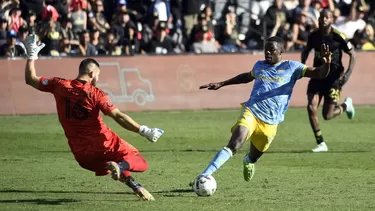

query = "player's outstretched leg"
[120,173,155,201]
[190,125,249,185]
[106,154,154,201]
[106,157,148,179]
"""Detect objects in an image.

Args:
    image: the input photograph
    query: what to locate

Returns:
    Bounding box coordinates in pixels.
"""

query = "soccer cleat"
[121,176,155,201]
[106,161,121,180]
[243,157,255,182]
[344,97,355,120]
[312,142,328,152]
[134,186,155,201]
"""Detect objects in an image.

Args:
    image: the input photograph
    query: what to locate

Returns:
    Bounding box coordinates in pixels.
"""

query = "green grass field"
[1,107,374,211]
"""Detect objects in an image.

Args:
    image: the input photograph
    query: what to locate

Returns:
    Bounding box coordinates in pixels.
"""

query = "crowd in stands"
[0,0,374,58]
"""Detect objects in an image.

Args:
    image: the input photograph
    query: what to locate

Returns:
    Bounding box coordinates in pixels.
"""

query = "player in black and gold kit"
[301,9,356,152]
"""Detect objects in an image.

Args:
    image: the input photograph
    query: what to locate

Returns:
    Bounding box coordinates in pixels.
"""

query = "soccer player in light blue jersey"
[192,36,332,184]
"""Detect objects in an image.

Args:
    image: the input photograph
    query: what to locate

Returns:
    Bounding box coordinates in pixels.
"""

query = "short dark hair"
[320,8,332,17]
[267,36,285,51]
[79,58,100,74]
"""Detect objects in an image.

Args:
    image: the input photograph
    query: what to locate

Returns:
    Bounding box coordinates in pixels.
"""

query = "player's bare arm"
[301,34,313,64]
[107,108,141,133]
[304,44,332,79]
[25,60,41,89]
[340,47,356,86]
[105,108,164,143]
[199,71,255,90]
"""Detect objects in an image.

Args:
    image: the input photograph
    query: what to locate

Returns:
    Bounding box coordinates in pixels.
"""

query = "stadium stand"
[0,0,374,57]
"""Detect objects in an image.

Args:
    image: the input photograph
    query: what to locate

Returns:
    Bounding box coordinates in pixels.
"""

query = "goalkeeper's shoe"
[134,186,155,201]
[121,176,155,201]
[243,156,255,182]
[106,161,121,180]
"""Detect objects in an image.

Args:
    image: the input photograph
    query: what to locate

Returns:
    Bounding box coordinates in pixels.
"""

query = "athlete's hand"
[23,34,45,60]
[321,43,332,64]
[139,125,164,143]
[199,82,224,90]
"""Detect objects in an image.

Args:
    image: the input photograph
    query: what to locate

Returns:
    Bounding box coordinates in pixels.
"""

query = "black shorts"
[307,79,341,104]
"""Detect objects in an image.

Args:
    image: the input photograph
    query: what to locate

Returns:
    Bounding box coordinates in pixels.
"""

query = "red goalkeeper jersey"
[38,77,117,153]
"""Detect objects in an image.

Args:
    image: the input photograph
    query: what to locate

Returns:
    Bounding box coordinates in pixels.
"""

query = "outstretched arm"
[199,71,255,90]
[304,44,331,79]
[106,108,140,133]
[99,98,164,143]
[221,72,255,86]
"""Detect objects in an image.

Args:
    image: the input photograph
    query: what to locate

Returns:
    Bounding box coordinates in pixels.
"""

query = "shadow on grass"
[152,189,193,194]
[0,188,195,199]
[0,189,132,195]
[0,198,80,205]
[151,189,195,198]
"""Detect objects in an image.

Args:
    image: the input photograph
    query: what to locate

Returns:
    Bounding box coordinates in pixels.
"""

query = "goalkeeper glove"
[23,34,45,60]
[139,125,164,143]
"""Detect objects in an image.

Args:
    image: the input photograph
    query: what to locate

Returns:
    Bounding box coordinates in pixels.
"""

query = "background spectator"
[333,0,366,39]
[78,29,97,56]
[217,6,246,53]
[88,0,109,35]
[148,21,174,54]
[290,11,318,51]
[0,17,8,46]
[8,6,26,32]
[0,29,25,57]
[111,10,138,56]
[105,31,122,56]
[263,0,290,37]
[191,13,219,53]
[69,0,87,35]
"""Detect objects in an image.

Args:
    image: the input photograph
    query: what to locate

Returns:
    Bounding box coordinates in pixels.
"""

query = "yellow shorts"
[231,104,278,152]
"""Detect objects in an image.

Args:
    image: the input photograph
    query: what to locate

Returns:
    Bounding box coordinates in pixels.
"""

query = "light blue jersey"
[244,60,307,125]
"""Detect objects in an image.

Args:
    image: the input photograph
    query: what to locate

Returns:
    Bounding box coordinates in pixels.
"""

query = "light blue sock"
[201,147,233,176]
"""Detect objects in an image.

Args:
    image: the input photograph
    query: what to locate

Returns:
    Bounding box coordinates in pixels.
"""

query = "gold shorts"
[231,104,278,152]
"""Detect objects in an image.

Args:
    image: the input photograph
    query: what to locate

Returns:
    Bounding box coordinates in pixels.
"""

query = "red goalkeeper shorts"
[72,135,146,176]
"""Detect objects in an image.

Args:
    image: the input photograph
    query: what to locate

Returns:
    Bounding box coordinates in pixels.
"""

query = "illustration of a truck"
[96,62,155,106]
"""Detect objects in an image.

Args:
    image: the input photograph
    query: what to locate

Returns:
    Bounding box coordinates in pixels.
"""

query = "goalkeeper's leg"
[105,138,148,180]
[105,137,154,201]
[106,161,154,201]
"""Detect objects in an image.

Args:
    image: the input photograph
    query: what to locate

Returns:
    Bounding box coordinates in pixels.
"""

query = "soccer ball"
[192,175,217,197]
